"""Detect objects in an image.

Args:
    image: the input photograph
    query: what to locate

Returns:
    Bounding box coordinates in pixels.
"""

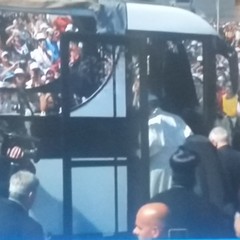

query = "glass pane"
[70,44,126,117]
[72,167,115,235]
[0,12,127,117]
[31,159,63,235]
[0,12,64,116]
[117,166,127,232]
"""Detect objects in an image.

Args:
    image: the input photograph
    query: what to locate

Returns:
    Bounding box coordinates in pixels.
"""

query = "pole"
[216,0,220,33]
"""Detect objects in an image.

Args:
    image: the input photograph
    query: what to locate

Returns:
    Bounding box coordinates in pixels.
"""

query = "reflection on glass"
[129,55,140,110]
[185,40,203,107]
[68,42,114,109]
[0,12,114,116]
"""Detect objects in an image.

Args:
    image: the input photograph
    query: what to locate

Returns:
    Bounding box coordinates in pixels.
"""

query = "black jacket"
[218,145,240,211]
[151,187,235,238]
[0,198,44,240]
[183,135,227,210]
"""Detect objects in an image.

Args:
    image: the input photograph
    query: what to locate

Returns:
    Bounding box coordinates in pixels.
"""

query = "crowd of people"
[130,19,240,239]
[2,9,240,240]
[0,12,85,115]
[134,126,240,239]
[0,12,114,116]
[188,21,240,137]
[0,12,73,85]
[137,25,240,234]
[216,22,240,135]
[2,127,240,239]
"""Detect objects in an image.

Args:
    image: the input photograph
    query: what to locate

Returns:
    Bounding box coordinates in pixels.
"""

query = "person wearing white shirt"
[149,104,192,197]
[30,33,52,73]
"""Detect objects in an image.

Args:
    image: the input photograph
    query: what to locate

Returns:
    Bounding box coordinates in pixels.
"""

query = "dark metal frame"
[60,32,141,237]
[0,31,222,239]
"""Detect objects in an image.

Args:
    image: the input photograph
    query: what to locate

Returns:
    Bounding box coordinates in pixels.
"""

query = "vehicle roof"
[0,0,96,8]
[0,0,97,16]
[126,3,218,36]
[0,0,218,36]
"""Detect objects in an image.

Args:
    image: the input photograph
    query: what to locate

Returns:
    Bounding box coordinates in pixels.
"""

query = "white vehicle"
[0,0,237,239]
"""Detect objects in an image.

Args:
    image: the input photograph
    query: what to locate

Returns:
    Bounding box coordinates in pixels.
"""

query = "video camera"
[1,131,40,163]
[0,131,40,197]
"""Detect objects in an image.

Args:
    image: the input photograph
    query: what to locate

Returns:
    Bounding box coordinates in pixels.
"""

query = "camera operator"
[0,146,24,197]
[0,131,38,198]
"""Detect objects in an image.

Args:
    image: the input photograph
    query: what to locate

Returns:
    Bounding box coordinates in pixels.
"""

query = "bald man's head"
[209,126,229,148]
[133,203,169,240]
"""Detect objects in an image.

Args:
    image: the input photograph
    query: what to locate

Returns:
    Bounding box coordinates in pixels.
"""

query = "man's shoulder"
[0,198,43,239]
[25,215,43,230]
[150,188,195,203]
[0,198,27,216]
[22,215,44,239]
[150,187,210,210]
[219,146,240,159]
[0,198,26,232]
[150,108,186,124]
[150,188,234,237]
[149,108,192,137]
[0,197,10,206]
[0,197,17,208]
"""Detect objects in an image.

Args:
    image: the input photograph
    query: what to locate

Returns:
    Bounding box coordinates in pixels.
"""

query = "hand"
[12,29,20,36]
[7,146,24,159]
[13,19,18,27]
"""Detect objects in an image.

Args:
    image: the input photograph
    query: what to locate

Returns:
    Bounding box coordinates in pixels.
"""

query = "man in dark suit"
[183,135,227,211]
[209,126,240,213]
[0,170,44,240]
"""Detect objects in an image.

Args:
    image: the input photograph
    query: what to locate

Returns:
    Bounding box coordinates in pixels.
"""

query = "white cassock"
[149,107,192,197]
